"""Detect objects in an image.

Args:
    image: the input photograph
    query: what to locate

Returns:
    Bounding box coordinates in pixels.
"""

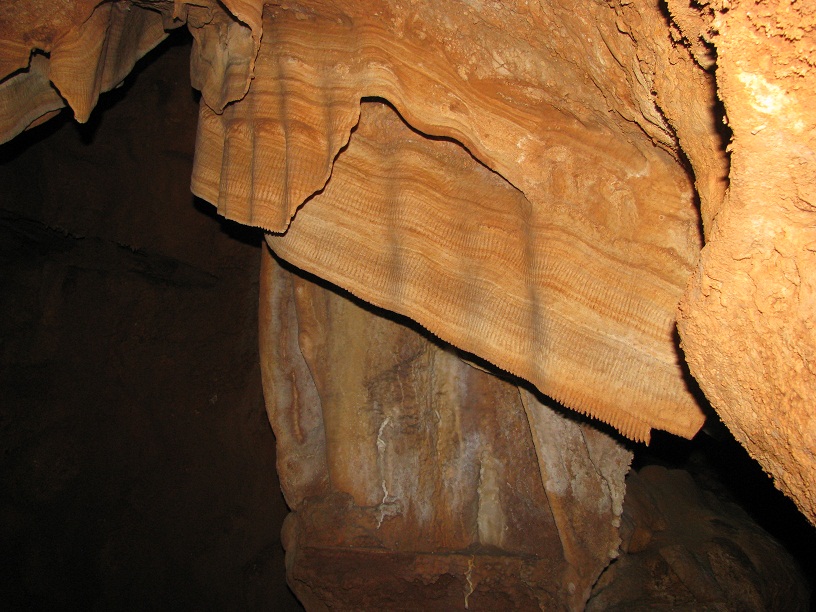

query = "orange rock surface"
[2,0,815,604]
[260,248,632,609]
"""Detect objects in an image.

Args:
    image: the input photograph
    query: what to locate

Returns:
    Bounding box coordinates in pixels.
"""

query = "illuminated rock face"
[259,249,631,610]
[2,0,816,607]
[1,0,712,443]
[194,1,708,444]
[674,0,816,528]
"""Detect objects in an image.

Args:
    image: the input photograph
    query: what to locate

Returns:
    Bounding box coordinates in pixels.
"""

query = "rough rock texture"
[1,2,717,441]
[259,248,632,610]
[588,465,810,611]
[0,38,298,610]
[202,0,815,528]
[674,0,816,527]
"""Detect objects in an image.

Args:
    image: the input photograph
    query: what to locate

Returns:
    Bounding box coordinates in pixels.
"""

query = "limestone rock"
[0,0,178,141]
[1,0,815,564]
[1,0,714,443]
[267,99,702,442]
[588,465,810,611]
[259,247,632,610]
[192,0,710,442]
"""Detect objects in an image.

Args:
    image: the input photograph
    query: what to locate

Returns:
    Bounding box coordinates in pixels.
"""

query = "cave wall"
[0,36,299,610]
[260,248,632,610]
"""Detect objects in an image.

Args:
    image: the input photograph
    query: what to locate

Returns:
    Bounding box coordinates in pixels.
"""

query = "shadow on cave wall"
[0,26,814,610]
[0,30,302,611]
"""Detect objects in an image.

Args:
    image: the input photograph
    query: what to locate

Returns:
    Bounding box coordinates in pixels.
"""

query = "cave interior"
[1,5,816,611]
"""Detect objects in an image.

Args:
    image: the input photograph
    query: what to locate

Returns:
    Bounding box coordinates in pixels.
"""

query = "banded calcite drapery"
[0,0,711,443]
[3,0,816,557]
[0,0,178,138]
[191,0,707,443]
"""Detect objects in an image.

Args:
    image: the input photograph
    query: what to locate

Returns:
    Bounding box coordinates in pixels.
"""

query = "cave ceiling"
[1,0,814,526]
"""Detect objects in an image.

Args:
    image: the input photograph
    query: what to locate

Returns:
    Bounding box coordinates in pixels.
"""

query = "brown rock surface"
[0,1,717,446]
[265,97,702,442]
[0,0,177,140]
[260,248,632,610]
[1,0,816,605]
[198,0,816,528]
[588,465,810,611]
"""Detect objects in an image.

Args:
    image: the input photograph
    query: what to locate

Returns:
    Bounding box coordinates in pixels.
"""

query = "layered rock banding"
[2,0,816,607]
[0,1,716,441]
[0,0,178,138]
[193,0,708,443]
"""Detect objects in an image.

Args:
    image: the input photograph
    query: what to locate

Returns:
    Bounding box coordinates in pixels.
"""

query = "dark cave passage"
[0,32,301,611]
